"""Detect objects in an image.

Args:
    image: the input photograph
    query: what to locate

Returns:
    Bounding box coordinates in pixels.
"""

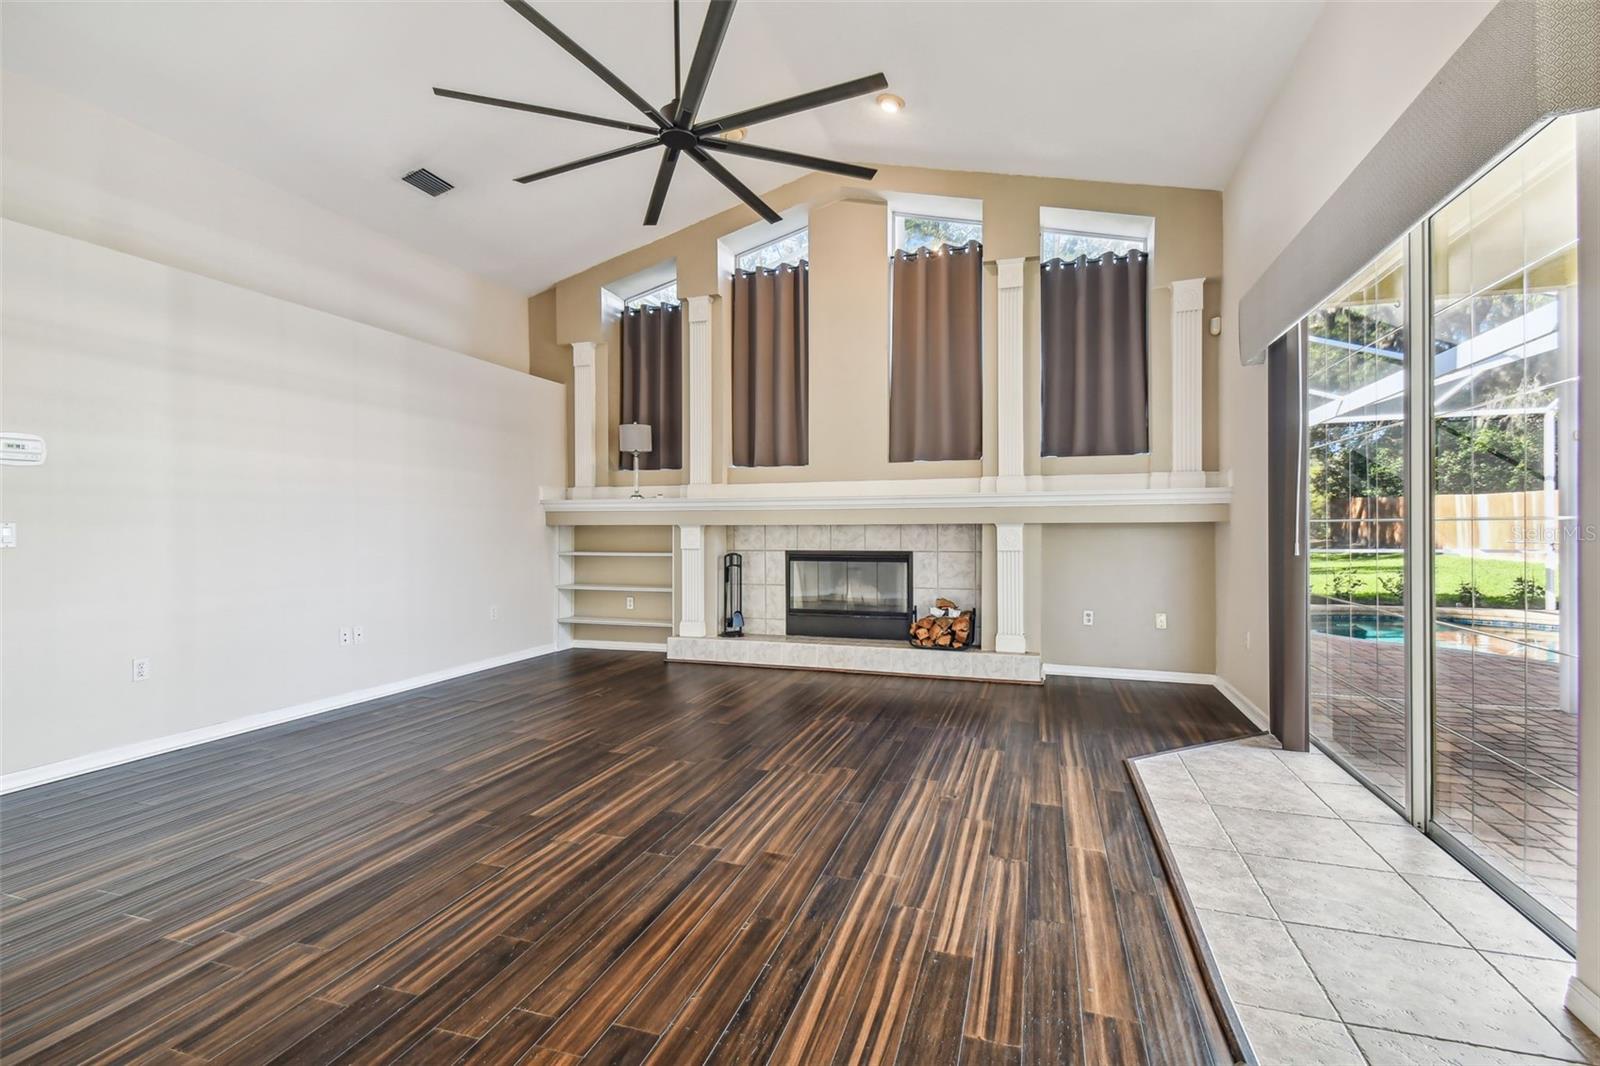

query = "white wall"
[1213,1,1494,711]
[1,72,530,373]
[0,220,565,778]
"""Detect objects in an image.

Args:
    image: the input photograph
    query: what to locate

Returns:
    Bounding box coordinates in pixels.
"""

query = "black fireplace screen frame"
[785,550,913,641]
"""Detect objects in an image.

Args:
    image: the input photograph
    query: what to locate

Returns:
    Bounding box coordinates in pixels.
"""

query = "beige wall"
[0,221,565,778]
[1041,525,1215,674]
[1,71,531,374]
[527,288,567,384]
[538,164,1222,489]
[1213,1,1494,714]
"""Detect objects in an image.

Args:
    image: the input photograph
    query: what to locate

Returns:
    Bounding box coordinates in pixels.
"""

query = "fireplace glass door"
[786,552,911,640]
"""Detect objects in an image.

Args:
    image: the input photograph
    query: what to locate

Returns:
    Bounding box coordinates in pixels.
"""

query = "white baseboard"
[570,639,669,653]
[1567,976,1600,1040]
[0,643,559,795]
[1212,675,1271,731]
[1043,663,1217,686]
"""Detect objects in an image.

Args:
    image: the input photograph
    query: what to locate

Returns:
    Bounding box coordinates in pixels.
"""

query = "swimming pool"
[1311,609,1561,661]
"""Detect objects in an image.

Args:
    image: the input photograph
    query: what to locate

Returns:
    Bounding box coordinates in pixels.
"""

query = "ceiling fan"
[434,0,886,225]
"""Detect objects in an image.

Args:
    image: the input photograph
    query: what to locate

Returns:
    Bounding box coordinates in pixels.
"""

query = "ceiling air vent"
[402,168,453,197]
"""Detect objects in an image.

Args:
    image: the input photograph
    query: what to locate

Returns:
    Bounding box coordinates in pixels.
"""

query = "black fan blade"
[699,138,876,181]
[515,138,661,184]
[502,0,669,128]
[644,148,681,226]
[433,88,658,135]
[675,0,736,126]
[687,147,780,223]
[695,73,888,134]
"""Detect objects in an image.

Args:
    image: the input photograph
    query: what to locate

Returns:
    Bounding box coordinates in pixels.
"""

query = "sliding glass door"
[1428,117,1581,935]
[1301,115,1582,944]
[1306,240,1410,809]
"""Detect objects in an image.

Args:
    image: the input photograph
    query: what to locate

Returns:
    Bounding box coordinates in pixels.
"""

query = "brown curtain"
[1040,252,1149,456]
[889,240,983,462]
[620,303,682,470]
[731,261,809,467]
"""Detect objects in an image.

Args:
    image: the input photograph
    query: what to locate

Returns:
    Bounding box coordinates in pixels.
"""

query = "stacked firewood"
[909,599,974,649]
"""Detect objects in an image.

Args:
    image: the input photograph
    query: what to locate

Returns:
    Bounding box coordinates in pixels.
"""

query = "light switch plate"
[0,523,14,549]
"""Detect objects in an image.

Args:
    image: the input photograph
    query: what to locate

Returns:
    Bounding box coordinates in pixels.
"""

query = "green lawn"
[1309,551,1556,608]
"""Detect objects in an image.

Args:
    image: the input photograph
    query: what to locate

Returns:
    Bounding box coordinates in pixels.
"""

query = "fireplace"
[785,551,912,641]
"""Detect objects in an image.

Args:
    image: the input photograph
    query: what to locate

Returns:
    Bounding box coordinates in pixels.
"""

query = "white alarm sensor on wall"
[0,433,45,466]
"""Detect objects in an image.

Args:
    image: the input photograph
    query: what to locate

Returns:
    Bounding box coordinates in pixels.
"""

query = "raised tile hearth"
[666,633,1042,684]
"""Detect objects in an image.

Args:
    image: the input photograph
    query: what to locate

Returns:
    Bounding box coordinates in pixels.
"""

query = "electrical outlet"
[339,626,352,647]
[1155,612,1168,630]
[353,625,365,645]
[131,657,151,682]
[1245,630,1252,650]
[1082,610,1094,626]
[489,604,500,621]
[626,596,635,611]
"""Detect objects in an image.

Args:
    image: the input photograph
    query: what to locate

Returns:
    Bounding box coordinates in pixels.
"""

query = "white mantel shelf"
[542,485,1231,527]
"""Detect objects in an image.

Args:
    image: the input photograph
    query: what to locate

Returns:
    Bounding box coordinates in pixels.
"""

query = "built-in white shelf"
[558,583,673,593]
[543,484,1231,527]
[558,615,674,629]
[559,550,674,558]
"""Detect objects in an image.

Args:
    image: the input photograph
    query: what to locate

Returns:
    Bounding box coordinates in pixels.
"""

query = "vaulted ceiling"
[2,1,1322,294]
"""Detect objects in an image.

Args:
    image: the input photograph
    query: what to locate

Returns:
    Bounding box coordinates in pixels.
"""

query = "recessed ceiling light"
[722,127,748,142]
[876,93,905,114]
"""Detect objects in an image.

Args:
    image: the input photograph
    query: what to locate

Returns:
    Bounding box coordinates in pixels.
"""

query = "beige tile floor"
[1134,736,1597,1066]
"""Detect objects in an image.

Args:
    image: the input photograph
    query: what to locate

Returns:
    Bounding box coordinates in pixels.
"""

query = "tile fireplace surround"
[670,522,1040,683]
[726,523,979,637]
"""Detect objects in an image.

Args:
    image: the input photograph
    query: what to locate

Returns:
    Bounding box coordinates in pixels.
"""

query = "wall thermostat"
[0,433,45,466]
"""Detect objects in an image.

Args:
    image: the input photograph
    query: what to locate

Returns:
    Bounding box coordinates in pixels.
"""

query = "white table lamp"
[619,422,653,498]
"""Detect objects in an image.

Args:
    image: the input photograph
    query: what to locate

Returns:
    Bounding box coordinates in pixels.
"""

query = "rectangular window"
[893,213,982,254]
[619,299,683,471]
[1427,116,1579,936]
[1039,228,1150,456]
[731,233,809,467]
[1041,228,1146,262]
[1305,237,1409,811]
[889,214,982,462]
[736,229,809,272]
[624,280,678,310]
[1286,114,1584,948]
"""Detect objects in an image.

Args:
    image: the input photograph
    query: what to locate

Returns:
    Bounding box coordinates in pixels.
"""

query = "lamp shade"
[618,423,653,454]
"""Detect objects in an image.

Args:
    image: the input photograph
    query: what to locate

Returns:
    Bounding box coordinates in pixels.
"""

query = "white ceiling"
[1,1,1322,294]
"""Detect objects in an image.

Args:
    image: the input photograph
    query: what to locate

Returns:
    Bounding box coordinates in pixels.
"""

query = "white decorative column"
[994,523,1026,654]
[571,341,597,494]
[1169,278,1207,489]
[686,295,713,494]
[996,258,1027,493]
[678,524,707,637]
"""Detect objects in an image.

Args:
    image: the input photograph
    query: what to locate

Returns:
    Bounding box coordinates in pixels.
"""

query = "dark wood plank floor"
[0,651,1255,1065]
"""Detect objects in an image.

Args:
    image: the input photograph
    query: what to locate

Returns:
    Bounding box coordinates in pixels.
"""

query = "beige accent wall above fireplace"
[529,163,1222,494]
